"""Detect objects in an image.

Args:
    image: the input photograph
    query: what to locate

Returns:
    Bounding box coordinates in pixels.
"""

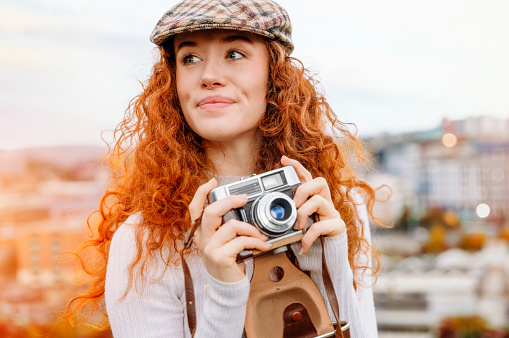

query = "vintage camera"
[209,166,313,259]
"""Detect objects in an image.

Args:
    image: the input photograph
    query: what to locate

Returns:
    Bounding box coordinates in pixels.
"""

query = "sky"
[1,0,508,150]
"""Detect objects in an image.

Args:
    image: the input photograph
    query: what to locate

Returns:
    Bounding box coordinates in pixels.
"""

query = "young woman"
[67,0,381,337]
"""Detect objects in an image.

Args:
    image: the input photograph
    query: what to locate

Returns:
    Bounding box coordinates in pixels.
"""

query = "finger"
[219,236,272,259]
[199,194,248,238]
[200,236,270,283]
[294,195,338,231]
[206,220,268,249]
[293,177,332,207]
[189,178,217,223]
[299,218,344,254]
[281,155,313,183]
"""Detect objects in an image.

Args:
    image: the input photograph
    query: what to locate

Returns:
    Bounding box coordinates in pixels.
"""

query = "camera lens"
[270,205,285,220]
[269,198,292,221]
[251,192,297,237]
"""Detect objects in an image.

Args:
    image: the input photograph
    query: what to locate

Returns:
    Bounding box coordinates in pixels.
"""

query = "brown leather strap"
[181,249,196,337]
[337,322,351,338]
[180,216,202,337]
[320,236,344,338]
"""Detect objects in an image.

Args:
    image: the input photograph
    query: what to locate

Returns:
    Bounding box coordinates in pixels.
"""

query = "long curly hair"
[65,38,382,321]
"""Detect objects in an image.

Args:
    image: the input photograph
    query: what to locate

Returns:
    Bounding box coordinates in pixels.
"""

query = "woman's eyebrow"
[222,35,254,45]
[176,41,197,52]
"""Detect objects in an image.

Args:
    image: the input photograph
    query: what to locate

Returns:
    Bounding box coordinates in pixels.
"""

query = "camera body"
[209,166,312,258]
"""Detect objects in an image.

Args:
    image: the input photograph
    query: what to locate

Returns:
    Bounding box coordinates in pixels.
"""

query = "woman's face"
[174,29,269,144]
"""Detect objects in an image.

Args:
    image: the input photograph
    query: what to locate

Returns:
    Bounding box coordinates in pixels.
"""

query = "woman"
[67,0,381,337]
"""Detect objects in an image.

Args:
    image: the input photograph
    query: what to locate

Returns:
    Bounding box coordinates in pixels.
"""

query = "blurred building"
[366,116,509,335]
[0,146,108,330]
[374,239,509,331]
[0,178,106,286]
[15,217,86,286]
[365,116,509,231]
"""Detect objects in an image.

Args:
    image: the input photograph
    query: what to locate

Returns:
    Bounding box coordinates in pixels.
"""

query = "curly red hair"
[65,38,382,321]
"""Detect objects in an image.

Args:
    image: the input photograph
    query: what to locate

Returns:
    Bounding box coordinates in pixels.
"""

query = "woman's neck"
[204,135,260,176]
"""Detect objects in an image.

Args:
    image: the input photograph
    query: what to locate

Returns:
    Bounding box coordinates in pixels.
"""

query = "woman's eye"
[226,51,243,60]
[183,55,200,64]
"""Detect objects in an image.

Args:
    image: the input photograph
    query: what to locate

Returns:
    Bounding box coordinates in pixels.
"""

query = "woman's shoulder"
[350,189,372,244]
[108,214,140,264]
[338,187,371,241]
[350,190,369,219]
[110,213,143,251]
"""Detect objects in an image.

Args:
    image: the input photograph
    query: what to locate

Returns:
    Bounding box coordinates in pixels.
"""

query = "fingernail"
[209,178,216,183]
[265,242,272,249]
[298,248,304,255]
[294,220,300,230]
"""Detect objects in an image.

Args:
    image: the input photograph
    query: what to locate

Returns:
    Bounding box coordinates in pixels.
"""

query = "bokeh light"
[476,203,490,218]
[442,133,458,147]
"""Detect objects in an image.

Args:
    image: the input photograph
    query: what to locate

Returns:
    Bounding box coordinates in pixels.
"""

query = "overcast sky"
[1,0,508,150]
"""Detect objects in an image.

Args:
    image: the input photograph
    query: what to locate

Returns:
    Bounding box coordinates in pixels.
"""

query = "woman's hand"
[188,178,272,283]
[280,156,346,254]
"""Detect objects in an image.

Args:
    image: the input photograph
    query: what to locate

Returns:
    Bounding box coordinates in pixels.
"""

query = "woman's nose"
[200,58,225,89]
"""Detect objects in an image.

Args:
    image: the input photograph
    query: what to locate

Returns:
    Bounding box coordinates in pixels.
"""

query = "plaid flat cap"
[150,0,294,55]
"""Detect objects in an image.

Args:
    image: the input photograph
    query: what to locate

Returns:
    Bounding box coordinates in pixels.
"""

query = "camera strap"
[180,221,347,338]
[320,236,343,336]
[181,217,202,337]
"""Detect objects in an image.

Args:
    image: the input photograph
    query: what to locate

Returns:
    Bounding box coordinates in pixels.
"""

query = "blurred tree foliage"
[437,315,509,338]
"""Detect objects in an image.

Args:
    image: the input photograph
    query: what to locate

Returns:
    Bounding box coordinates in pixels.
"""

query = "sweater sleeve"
[196,273,250,338]
[105,216,251,338]
[291,199,378,337]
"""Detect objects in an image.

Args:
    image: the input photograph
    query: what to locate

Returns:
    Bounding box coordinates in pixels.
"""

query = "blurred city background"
[1,0,508,337]
[365,116,509,337]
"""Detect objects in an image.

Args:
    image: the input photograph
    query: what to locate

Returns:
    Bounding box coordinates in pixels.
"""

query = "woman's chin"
[199,128,258,145]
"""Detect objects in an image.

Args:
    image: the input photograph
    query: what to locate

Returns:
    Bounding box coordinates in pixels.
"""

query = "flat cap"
[150,0,294,55]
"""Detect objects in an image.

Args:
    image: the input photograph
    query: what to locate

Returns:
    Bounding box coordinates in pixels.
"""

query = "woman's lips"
[198,95,235,110]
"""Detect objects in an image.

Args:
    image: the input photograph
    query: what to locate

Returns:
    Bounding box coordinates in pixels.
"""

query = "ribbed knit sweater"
[105,179,378,337]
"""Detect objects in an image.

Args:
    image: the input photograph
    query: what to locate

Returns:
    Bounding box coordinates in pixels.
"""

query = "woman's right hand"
[188,178,272,283]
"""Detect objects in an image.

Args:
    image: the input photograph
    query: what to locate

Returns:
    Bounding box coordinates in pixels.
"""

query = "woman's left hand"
[281,155,346,254]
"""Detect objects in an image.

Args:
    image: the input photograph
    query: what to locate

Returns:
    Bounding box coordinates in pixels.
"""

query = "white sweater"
[105,192,378,337]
